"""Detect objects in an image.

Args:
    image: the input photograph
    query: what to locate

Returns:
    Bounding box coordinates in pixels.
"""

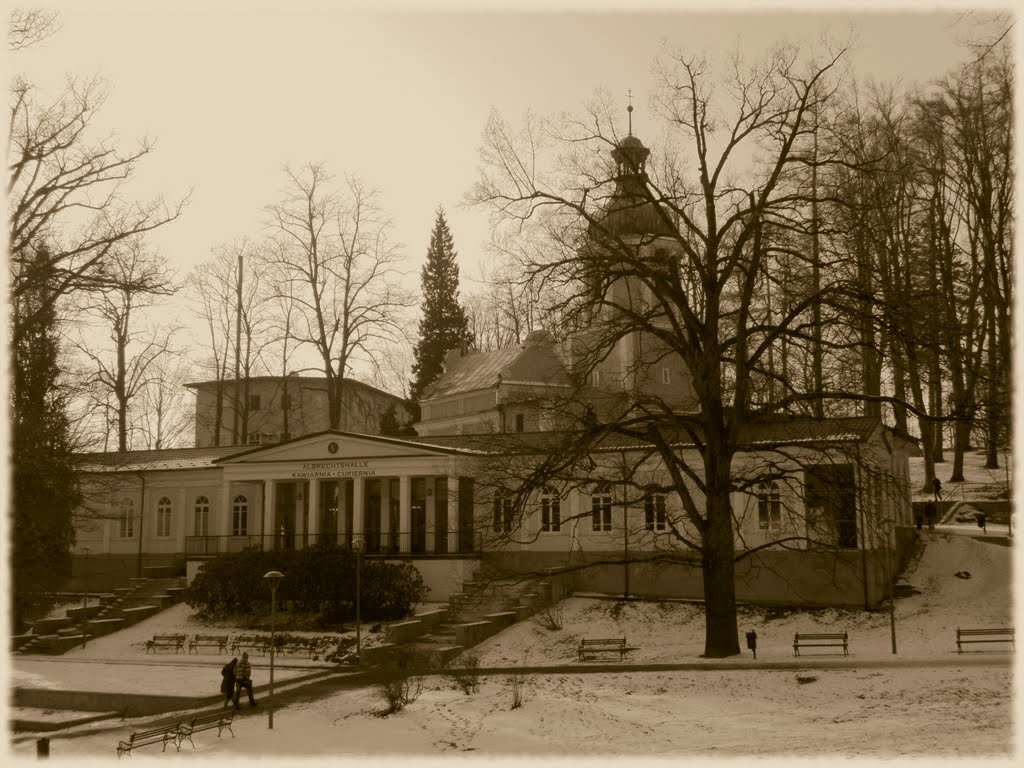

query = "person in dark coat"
[933,477,942,501]
[233,652,257,708]
[220,658,237,708]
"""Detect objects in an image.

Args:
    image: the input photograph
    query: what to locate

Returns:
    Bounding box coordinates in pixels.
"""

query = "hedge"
[184,544,428,621]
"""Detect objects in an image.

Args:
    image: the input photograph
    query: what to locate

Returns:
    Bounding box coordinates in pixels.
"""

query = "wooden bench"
[577,637,630,661]
[116,723,181,757]
[956,627,1014,653]
[793,631,848,657]
[188,633,229,654]
[231,634,270,654]
[177,709,235,750]
[145,633,186,654]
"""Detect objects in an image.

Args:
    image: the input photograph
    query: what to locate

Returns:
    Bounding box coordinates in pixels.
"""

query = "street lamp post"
[81,547,93,648]
[352,537,365,661]
[263,570,284,729]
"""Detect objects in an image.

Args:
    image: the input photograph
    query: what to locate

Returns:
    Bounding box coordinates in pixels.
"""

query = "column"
[352,477,365,543]
[380,478,392,553]
[264,479,276,548]
[176,488,187,553]
[447,476,459,556]
[102,514,111,553]
[308,479,320,547]
[220,482,232,537]
[399,475,412,553]
[423,481,436,552]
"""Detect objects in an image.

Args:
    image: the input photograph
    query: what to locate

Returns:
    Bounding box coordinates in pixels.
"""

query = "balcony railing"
[185,530,483,557]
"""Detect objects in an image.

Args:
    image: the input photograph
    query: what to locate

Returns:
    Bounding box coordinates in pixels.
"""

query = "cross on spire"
[626,88,634,135]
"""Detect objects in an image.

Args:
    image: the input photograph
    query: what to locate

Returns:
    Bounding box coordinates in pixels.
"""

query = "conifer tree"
[410,208,472,402]
[11,244,81,630]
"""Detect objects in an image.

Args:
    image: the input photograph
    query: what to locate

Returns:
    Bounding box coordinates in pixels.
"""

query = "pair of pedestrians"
[220,652,257,709]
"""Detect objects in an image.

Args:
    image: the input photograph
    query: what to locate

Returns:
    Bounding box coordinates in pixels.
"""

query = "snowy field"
[7,528,1015,764]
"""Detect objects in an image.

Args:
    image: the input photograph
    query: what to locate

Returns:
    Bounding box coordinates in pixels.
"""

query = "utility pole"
[232,253,243,445]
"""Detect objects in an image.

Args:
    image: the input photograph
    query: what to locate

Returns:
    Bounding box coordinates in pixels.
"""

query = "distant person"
[933,477,942,501]
[233,652,257,709]
[925,501,937,531]
[221,657,237,708]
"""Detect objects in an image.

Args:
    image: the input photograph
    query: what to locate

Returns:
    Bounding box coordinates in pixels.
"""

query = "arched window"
[644,491,668,531]
[493,488,514,533]
[156,496,173,538]
[540,487,561,532]
[232,494,249,536]
[591,484,612,532]
[119,497,135,538]
[194,496,210,536]
[758,482,781,530]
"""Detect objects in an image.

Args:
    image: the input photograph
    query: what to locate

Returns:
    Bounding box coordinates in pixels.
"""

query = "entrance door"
[805,464,858,549]
[275,483,296,550]
[365,479,382,554]
[411,478,427,554]
[458,477,476,553]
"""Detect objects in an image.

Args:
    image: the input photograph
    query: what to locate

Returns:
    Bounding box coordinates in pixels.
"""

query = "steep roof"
[421,342,570,401]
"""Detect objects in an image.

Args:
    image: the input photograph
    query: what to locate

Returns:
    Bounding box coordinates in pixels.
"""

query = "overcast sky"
[12,1,987,343]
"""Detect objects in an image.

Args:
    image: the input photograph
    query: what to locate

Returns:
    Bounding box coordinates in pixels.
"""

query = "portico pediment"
[215,431,457,465]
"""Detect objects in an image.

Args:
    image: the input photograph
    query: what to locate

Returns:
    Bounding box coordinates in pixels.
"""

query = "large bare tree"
[266,163,413,430]
[468,41,892,657]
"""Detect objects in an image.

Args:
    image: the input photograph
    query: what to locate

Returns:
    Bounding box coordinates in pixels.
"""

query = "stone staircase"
[373,571,553,667]
[13,577,187,655]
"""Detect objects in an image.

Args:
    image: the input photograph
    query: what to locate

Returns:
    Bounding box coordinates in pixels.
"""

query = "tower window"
[591,370,601,387]
[662,367,671,384]
[249,394,261,411]
[515,414,525,432]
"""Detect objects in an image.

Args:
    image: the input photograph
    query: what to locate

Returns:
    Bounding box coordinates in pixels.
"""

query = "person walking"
[933,477,942,501]
[220,657,237,708]
[233,651,257,709]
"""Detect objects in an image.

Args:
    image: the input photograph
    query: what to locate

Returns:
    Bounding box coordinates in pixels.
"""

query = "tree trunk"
[983,308,1000,469]
[701,461,740,658]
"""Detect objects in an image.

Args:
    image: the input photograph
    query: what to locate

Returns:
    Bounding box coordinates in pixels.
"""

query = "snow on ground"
[7,532,1015,762]
[908,447,1011,502]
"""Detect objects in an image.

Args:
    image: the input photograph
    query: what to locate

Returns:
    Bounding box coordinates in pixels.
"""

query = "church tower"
[573,103,696,415]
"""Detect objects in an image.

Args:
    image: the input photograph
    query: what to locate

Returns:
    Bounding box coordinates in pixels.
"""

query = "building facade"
[67,128,917,607]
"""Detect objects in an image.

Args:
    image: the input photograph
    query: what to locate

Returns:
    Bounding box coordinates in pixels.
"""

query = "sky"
[8,1,993,383]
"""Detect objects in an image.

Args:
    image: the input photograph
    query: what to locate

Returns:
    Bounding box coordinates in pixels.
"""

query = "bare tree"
[8,8,59,51]
[466,40,915,657]
[134,352,195,449]
[71,238,176,451]
[8,70,187,342]
[266,163,413,430]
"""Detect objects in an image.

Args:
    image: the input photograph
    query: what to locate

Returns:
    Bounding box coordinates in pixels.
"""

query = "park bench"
[145,633,186,654]
[577,637,630,661]
[176,709,235,750]
[793,631,848,657]
[231,634,270,654]
[188,633,229,654]
[116,723,181,757]
[956,627,1014,653]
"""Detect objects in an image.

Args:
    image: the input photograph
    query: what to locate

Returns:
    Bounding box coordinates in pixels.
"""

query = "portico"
[192,432,478,557]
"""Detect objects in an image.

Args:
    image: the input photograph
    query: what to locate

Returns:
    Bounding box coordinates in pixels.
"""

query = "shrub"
[507,674,524,710]
[183,544,428,621]
[373,657,423,716]
[443,652,481,695]
[533,600,564,631]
